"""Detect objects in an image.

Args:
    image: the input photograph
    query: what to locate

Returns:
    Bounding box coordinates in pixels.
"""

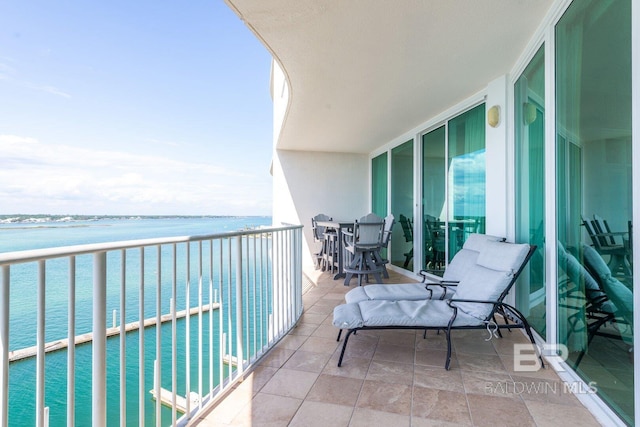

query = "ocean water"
[0,216,272,426]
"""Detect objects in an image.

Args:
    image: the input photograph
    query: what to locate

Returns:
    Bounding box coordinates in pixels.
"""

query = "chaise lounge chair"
[582,215,632,277]
[582,244,633,346]
[344,233,505,304]
[557,242,633,367]
[398,214,414,268]
[332,239,541,370]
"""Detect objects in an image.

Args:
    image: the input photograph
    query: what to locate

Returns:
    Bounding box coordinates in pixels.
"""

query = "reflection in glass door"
[514,45,546,338]
[419,105,486,275]
[390,140,414,270]
[447,104,486,262]
[422,127,446,275]
[371,153,388,217]
[556,0,633,422]
[372,153,389,260]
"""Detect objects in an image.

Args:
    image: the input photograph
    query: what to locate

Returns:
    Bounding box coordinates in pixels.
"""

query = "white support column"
[485,75,509,239]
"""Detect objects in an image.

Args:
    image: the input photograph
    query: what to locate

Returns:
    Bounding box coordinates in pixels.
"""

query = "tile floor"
[193,270,603,426]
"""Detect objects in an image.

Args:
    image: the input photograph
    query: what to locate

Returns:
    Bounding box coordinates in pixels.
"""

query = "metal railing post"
[93,252,107,427]
[36,261,45,427]
[197,241,203,406]
[235,235,244,376]
[138,248,145,426]
[68,257,76,427]
[119,251,126,427]
[155,245,162,427]
[171,244,178,427]
[185,243,191,417]
[0,266,9,427]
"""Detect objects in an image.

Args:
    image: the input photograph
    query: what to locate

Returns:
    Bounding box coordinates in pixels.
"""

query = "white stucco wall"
[271,60,289,146]
[485,75,509,239]
[270,60,370,270]
[272,149,369,270]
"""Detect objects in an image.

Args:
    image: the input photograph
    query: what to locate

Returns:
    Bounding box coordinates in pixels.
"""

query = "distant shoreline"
[0,214,268,226]
[0,224,101,230]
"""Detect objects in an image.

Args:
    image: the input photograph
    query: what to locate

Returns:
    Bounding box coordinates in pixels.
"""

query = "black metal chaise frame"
[335,245,544,371]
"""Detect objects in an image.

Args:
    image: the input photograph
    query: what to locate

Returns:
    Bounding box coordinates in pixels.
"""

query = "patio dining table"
[315,219,354,280]
[428,219,479,255]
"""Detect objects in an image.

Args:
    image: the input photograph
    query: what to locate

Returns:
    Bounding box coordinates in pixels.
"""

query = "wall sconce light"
[523,102,537,125]
[487,105,500,128]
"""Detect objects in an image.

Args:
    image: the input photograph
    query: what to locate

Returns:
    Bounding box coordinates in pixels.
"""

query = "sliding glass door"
[420,104,486,275]
[514,45,546,338]
[447,104,486,261]
[377,105,485,275]
[556,0,633,422]
[390,141,414,269]
[371,152,388,217]
[422,126,446,274]
[372,152,389,260]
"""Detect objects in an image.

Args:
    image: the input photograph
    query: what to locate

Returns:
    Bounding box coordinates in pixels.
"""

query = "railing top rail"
[0,223,302,266]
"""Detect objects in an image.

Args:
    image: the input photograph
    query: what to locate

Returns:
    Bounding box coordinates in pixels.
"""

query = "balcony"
[193,270,603,427]
[0,223,604,426]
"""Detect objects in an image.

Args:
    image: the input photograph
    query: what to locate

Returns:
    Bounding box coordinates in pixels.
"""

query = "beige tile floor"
[193,269,603,427]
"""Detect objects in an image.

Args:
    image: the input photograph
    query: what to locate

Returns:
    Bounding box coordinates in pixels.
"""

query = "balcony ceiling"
[227,0,554,154]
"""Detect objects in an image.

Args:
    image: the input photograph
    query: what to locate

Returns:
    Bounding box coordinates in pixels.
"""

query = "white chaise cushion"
[452,241,530,320]
[442,248,479,282]
[343,286,369,304]
[333,303,363,329]
[441,234,503,282]
[333,299,482,330]
[476,240,530,275]
[462,233,504,252]
[344,283,430,304]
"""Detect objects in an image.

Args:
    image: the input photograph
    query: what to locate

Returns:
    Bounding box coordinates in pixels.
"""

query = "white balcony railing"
[0,224,303,426]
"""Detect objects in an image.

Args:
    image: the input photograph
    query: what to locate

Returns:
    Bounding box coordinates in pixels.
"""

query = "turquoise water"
[0,216,272,426]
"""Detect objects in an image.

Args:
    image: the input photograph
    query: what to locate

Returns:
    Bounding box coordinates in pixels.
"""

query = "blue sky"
[0,1,274,216]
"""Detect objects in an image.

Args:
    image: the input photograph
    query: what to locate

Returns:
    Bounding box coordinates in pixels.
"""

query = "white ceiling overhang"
[226,0,554,154]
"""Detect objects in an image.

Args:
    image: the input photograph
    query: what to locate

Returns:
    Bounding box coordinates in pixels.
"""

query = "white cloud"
[0,135,272,215]
[36,84,72,99]
[143,138,184,148]
[0,60,16,78]
[0,61,71,99]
